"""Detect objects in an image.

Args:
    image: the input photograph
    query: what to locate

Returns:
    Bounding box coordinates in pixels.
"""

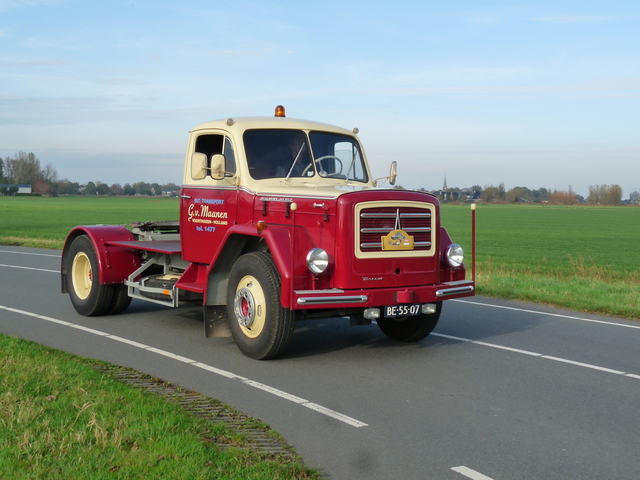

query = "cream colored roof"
[190,116,356,136]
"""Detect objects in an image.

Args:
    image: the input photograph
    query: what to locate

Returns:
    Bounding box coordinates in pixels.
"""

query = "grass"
[0,196,179,249]
[0,335,320,480]
[441,203,640,319]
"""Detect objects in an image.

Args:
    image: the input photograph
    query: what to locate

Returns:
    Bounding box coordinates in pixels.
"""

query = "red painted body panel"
[61,225,141,284]
[180,186,238,264]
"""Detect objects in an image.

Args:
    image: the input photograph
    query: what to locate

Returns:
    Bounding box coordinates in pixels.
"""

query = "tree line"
[2,152,635,205]
[403,182,632,206]
[478,183,628,205]
[1,152,179,197]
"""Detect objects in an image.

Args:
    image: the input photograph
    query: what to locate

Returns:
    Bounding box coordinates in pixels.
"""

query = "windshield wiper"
[285,143,307,180]
[346,147,358,180]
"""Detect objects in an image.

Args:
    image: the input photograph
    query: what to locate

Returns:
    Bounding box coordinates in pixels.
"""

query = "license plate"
[384,304,421,318]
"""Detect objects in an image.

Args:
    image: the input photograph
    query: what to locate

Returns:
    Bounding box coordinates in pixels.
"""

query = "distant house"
[0,184,32,194]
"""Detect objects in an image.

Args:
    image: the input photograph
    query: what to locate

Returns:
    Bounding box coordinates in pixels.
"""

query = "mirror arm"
[372,176,390,188]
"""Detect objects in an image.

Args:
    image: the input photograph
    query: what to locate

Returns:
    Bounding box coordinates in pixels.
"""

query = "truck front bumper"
[293,280,474,309]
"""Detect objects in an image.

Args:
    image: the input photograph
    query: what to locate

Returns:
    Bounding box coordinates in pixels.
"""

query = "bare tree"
[549,190,577,205]
[110,183,124,196]
[498,182,506,201]
[604,184,623,205]
[587,184,623,205]
[40,162,58,184]
[6,152,41,185]
[481,185,500,202]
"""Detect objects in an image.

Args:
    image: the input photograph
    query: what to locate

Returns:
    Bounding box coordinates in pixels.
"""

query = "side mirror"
[191,152,207,180]
[210,154,226,180]
[389,161,397,186]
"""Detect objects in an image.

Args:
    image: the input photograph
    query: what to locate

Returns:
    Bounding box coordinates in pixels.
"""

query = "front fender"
[61,225,141,292]
[211,225,293,308]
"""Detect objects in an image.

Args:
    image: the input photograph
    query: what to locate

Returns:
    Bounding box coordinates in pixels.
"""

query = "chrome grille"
[359,207,432,251]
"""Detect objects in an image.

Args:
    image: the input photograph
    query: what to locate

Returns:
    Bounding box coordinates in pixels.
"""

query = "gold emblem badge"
[382,229,415,250]
[381,209,414,250]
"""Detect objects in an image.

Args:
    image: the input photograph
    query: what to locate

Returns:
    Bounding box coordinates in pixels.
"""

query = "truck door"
[181,132,238,265]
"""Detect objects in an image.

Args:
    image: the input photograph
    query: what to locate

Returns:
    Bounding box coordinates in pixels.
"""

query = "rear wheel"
[105,284,132,315]
[377,302,442,342]
[227,252,294,360]
[65,235,114,316]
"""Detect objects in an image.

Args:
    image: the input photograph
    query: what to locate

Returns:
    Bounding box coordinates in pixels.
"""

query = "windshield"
[308,131,368,182]
[244,129,368,182]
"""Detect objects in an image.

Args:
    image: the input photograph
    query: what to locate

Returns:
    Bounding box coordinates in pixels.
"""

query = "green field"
[0,196,179,247]
[1,196,639,319]
[442,203,640,319]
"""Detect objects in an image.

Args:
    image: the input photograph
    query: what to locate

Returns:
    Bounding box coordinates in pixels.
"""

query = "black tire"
[65,235,114,316]
[226,252,294,360]
[377,302,442,342]
[105,284,132,315]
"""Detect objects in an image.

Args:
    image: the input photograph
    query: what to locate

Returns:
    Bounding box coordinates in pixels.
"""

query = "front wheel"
[377,302,442,342]
[226,252,294,360]
[65,235,114,316]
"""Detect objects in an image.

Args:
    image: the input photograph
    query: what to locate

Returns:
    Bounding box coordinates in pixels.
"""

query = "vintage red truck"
[61,106,475,359]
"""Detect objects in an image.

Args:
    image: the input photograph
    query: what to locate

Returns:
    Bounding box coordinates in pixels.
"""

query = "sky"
[1,0,639,197]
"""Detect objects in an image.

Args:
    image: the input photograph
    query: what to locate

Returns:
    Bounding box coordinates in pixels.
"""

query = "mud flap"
[204,305,232,338]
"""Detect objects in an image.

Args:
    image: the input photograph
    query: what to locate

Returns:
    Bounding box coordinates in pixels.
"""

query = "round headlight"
[446,244,464,268]
[306,248,329,274]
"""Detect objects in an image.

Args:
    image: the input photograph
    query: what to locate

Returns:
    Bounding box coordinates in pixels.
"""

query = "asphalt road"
[1,246,639,480]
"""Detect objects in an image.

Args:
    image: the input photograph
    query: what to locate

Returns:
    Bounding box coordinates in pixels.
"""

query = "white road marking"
[0,263,58,273]
[0,304,368,428]
[453,299,640,330]
[0,249,60,258]
[432,333,640,380]
[451,466,495,480]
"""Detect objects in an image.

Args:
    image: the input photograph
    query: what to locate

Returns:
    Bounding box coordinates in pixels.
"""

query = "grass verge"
[0,236,63,249]
[477,259,640,318]
[0,335,320,480]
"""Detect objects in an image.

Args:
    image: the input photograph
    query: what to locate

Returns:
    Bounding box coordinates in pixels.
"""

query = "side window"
[194,134,236,178]
[223,137,236,176]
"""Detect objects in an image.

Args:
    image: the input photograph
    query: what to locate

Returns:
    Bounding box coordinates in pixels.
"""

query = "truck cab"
[61,107,474,359]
